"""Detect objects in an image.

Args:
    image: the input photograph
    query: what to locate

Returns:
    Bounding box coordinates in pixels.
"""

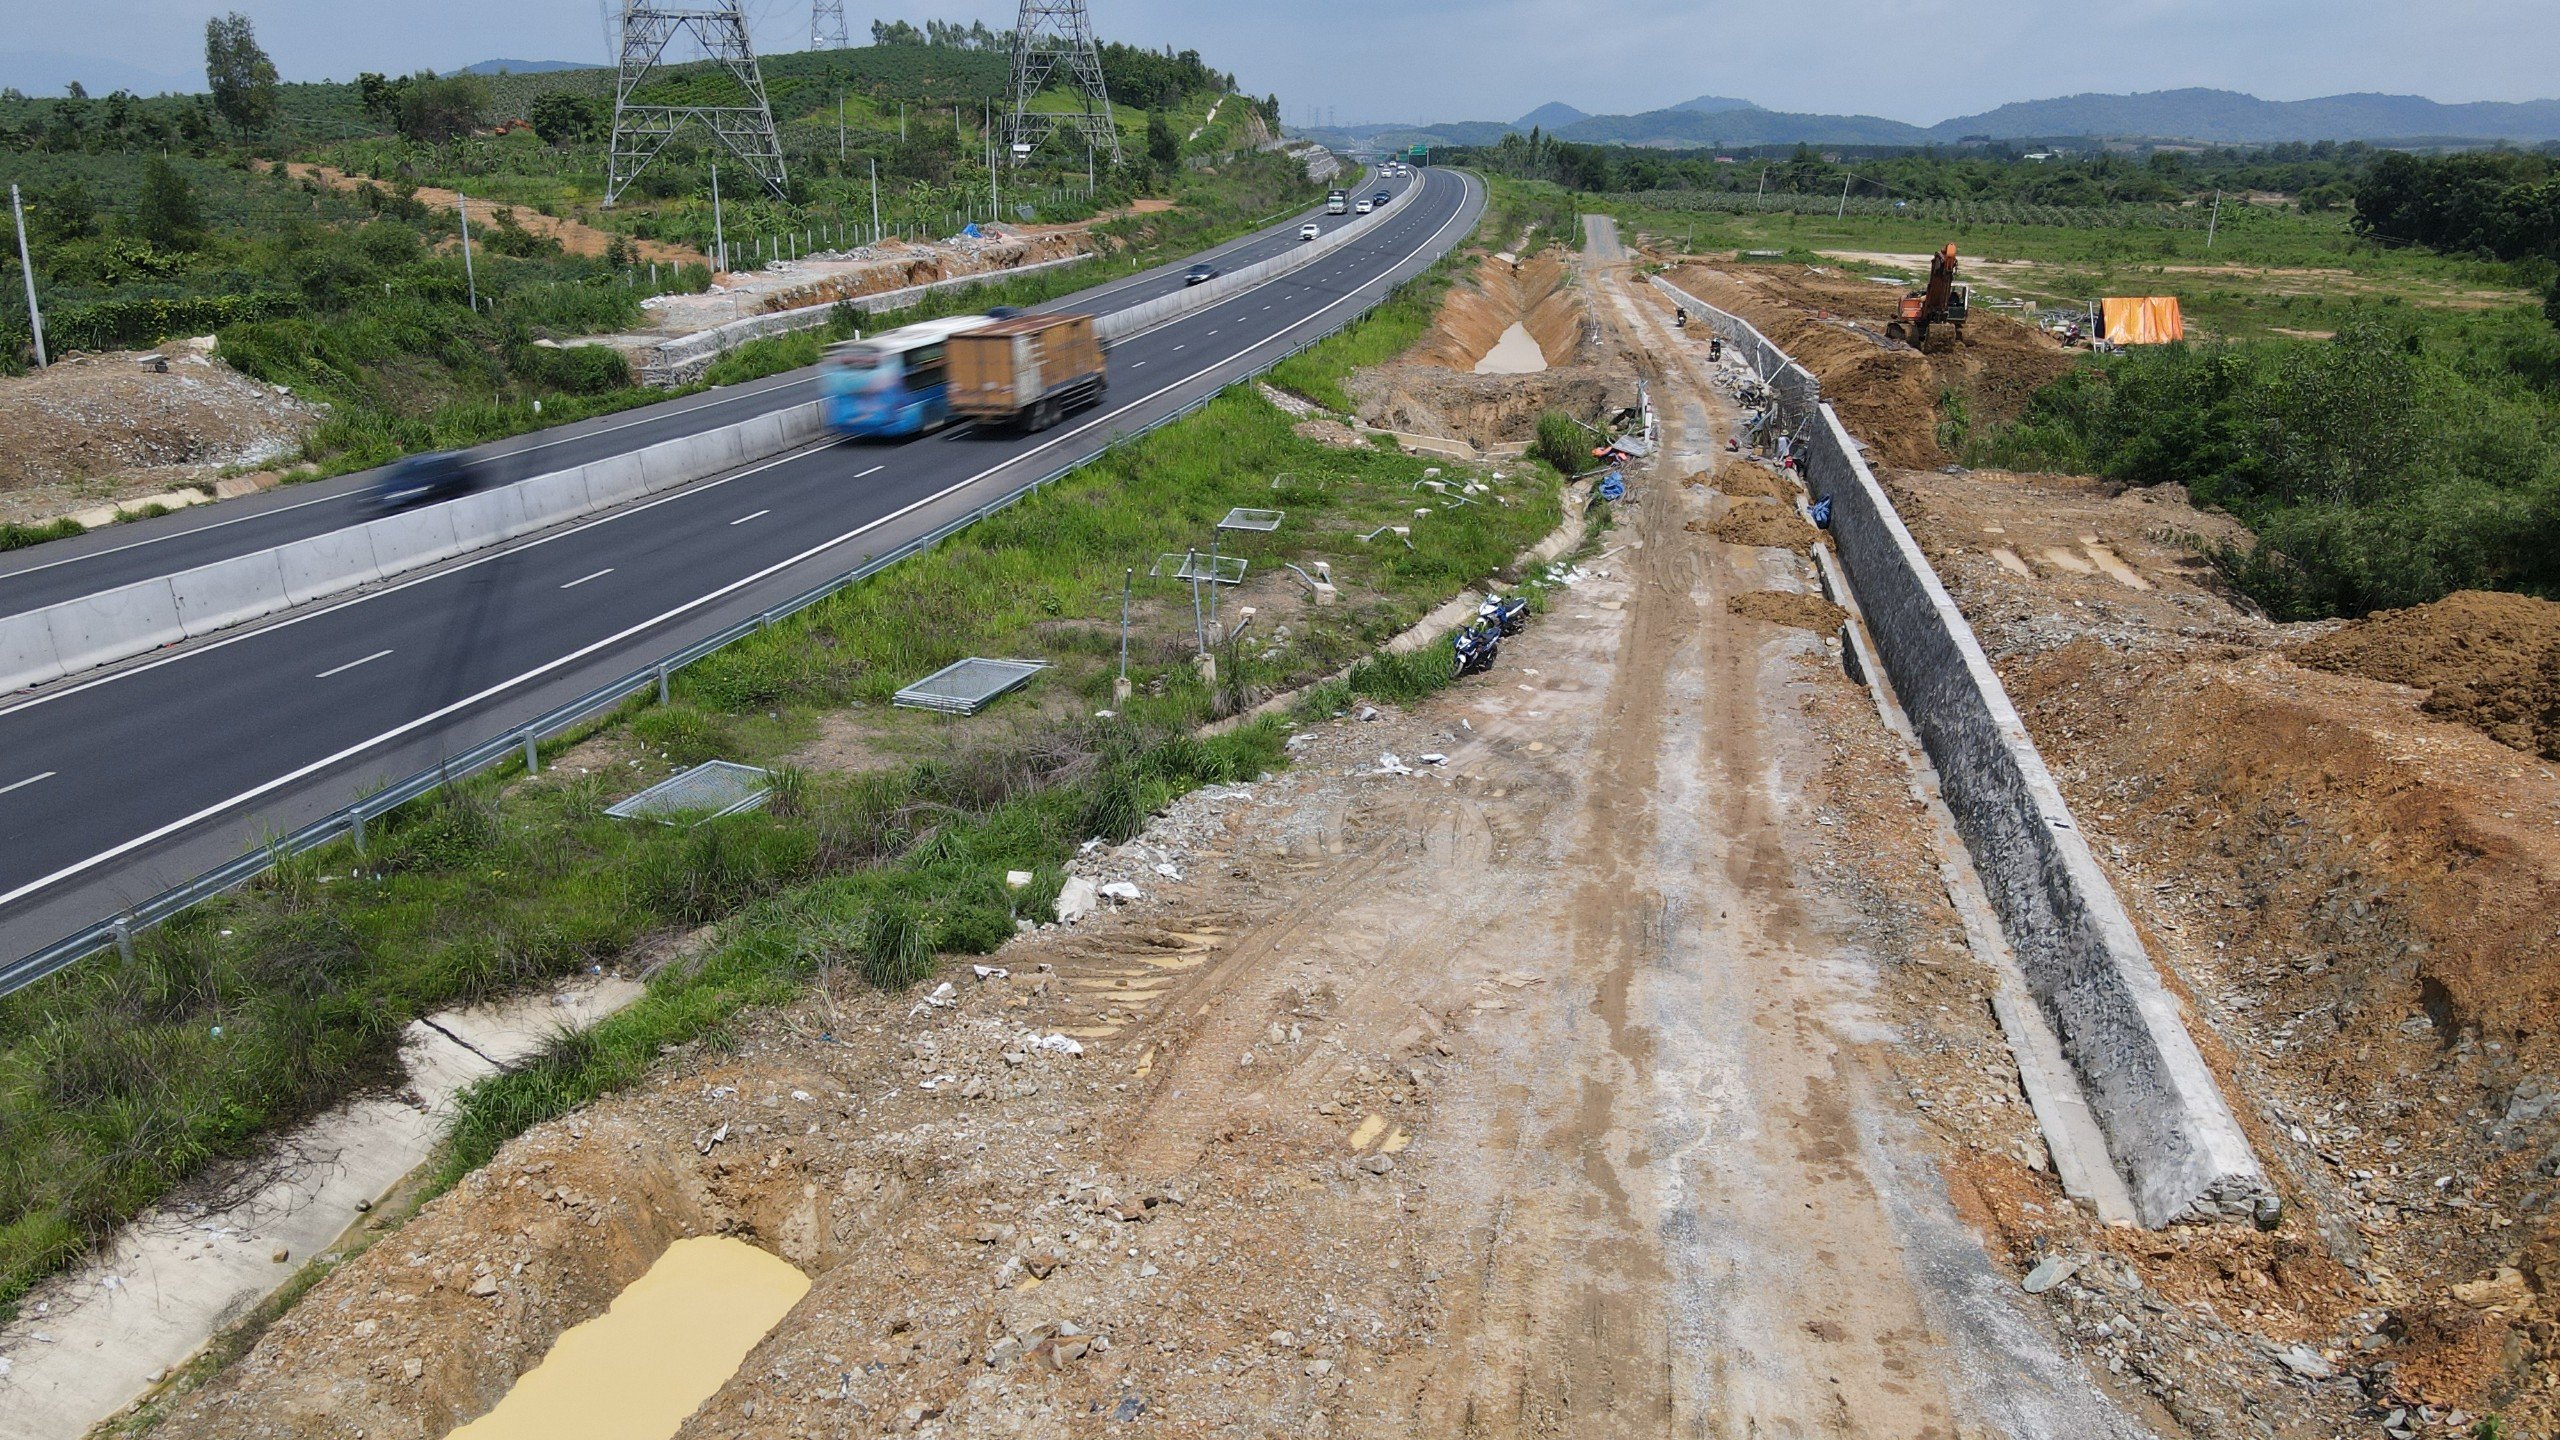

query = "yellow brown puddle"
[450,1236,808,1440]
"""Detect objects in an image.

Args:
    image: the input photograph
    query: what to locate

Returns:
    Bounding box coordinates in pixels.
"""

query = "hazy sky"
[8,0,2555,122]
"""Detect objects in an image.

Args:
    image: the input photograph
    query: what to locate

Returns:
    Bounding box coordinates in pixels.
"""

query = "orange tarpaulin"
[2101,296,2185,345]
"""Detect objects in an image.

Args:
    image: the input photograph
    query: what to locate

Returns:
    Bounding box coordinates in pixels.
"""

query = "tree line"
[1446,132,2387,212]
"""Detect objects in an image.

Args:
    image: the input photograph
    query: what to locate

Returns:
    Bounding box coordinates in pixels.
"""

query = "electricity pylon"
[810,0,847,50]
[603,1,786,206]
[1004,0,1121,167]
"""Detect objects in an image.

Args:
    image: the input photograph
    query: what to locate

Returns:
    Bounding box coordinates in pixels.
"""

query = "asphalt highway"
[0,171,1398,614]
[0,166,1483,967]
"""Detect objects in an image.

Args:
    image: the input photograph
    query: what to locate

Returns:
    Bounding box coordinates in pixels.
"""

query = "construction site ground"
[141,222,2172,1440]
[78,218,2560,1440]
[1632,238,2560,1434]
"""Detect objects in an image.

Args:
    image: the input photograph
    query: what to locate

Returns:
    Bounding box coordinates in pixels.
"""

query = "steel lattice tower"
[810,0,847,51]
[603,1,786,207]
[1004,0,1122,167]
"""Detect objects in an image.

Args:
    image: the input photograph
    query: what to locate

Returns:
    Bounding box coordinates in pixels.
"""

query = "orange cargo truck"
[946,313,1108,431]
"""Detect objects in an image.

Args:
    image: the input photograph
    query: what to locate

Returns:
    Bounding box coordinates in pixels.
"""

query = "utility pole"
[711,164,726,274]
[1836,171,1851,219]
[2206,188,2222,249]
[869,155,882,242]
[457,193,480,312]
[837,90,845,161]
[10,184,46,368]
[1755,166,1767,210]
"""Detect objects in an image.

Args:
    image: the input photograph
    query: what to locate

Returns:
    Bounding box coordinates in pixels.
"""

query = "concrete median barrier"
[1660,277,2272,1227]
[1099,182,1406,345]
[445,484,534,546]
[0,611,67,692]
[579,452,649,509]
[170,552,292,638]
[275,526,384,605]
[358,504,466,573]
[513,469,595,530]
[634,435,701,493]
[45,580,184,678]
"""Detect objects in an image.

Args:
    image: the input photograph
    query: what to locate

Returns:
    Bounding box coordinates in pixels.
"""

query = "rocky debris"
[0,344,317,513]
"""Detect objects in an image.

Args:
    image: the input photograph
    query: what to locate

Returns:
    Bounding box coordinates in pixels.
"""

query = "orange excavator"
[1885,243,1969,347]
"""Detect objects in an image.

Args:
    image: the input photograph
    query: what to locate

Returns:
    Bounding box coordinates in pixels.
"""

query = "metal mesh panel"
[605,760,773,823]
[892,657,1047,714]
[1148,553,1248,584]
[1217,508,1285,532]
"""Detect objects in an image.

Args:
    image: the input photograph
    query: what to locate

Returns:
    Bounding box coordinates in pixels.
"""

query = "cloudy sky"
[7,0,2554,122]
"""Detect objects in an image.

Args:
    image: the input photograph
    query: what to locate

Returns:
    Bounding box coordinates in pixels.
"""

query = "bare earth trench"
[129,237,2165,1440]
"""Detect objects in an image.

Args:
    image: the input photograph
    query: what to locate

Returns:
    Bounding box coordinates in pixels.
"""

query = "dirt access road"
[148,220,2152,1440]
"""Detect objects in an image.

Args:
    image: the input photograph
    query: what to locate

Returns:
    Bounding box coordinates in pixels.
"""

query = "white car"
[1299,222,1320,241]
[1355,200,1373,215]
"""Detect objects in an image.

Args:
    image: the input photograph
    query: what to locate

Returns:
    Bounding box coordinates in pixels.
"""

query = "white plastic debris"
[1152,863,1182,880]
[1005,870,1034,889]
[973,965,1011,981]
[1375,753,1414,776]
[1420,753,1449,765]
[1099,880,1143,903]
[1055,876,1099,924]
[1032,1033,1085,1056]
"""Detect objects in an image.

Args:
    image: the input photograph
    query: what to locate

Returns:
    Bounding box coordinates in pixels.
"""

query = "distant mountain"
[456,59,593,76]
[1672,95,1761,115]
[1514,101,1588,130]
[1559,106,1926,148]
[1927,87,2560,144]
[0,49,192,96]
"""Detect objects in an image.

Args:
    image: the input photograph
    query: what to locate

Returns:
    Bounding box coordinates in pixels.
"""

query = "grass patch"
[0,516,87,552]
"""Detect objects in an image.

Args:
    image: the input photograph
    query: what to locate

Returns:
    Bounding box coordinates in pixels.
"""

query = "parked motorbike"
[1479,593,1529,637]
[1452,621,1501,676]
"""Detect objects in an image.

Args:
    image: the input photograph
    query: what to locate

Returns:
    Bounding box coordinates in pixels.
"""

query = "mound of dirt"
[2291,590,2560,761]
[0,346,316,497]
[1729,591,1845,633]
[1661,263,2075,470]
[1700,460,1798,502]
[1345,367,1626,450]
[1693,500,1815,553]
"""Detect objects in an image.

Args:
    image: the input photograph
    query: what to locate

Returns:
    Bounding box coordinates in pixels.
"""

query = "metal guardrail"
[0,171,1484,999]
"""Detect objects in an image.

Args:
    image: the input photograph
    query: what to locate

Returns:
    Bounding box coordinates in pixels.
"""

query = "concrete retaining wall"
[0,400,827,695]
[1654,277,2271,1226]
[638,252,1098,386]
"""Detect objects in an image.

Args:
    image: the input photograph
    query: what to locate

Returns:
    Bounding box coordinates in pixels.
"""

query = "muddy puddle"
[450,1236,808,1440]
[1474,322,1548,374]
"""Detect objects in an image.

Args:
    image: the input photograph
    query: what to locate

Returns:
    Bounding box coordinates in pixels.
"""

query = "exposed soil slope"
[1343,248,1632,451]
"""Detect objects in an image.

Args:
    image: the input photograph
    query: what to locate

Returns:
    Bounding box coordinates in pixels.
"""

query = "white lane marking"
[1172,344,1185,351]
[730,509,770,525]
[0,174,1480,913]
[855,464,885,478]
[314,648,394,679]
[0,771,54,798]
[560,568,615,589]
[1132,360,1147,368]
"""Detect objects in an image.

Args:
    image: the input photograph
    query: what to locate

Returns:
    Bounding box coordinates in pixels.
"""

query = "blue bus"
[820,316,997,438]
